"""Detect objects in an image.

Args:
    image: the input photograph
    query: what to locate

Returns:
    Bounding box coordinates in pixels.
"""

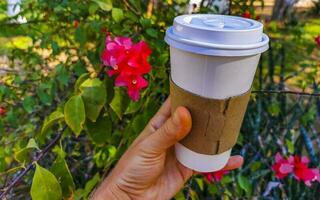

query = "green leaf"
[140,18,151,28]
[132,114,146,134]
[146,28,158,38]
[75,27,87,47]
[110,88,130,119]
[128,0,142,11]
[108,145,117,158]
[73,61,87,76]
[15,148,31,163]
[237,174,252,196]
[0,157,5,173]
[208,183,219,194]
[250,161,262,171]
[74,189,85,200]
[37,81,55,105]
[125,100,143,115]
[89,3,99,14]
[74,73,90,93]
[30,163,62,200]
[236,132,243,146]
[64,95,86,136]
[26,138,40,150]
[41,109,64,135]
[92,0,112,11]
[112,8,124,22]
[221,175,233,184]
[15,138,39,163]
[195,178,204,190]
[37,89,52,105]
[52,145,66,159]
[51,41,59,55]
[55,64,69,86]
[80,78,106,122]
[268,103,280,116]
[86,115,111,145]
[83,173,100,198]
[174,191,185,200]
[51,155,75,198]
[22,96,35,113]
[74,173,101,199]
[286,139,295,154]
[105,77,115,103]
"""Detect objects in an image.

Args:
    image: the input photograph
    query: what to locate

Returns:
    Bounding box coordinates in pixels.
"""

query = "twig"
[122,0,140,15]
[0,68,18,73]
[252,90,320,97]
[0,126,66,199]
[147,0,154,17]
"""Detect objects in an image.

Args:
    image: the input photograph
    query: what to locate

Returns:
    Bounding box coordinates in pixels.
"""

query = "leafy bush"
[0,0,319,199]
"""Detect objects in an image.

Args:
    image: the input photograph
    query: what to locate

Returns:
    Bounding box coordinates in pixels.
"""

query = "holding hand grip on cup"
[165,14,269,172]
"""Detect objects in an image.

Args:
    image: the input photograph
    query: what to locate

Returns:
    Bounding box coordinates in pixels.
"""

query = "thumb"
[140,106,192,154]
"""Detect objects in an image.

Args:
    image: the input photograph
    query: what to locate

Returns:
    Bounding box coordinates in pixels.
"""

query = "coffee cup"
[165,14,269,172]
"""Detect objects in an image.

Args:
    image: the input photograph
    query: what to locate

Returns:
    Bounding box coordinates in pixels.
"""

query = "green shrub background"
[0,0,320,199]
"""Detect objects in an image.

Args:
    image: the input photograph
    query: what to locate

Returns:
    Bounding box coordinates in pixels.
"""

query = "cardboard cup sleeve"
[170,79,251,155]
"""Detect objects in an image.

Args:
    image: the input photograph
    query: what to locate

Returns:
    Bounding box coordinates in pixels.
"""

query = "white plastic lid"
[165,14,269,56]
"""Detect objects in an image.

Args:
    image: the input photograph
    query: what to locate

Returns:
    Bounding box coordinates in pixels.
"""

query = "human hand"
[91,97,244,200]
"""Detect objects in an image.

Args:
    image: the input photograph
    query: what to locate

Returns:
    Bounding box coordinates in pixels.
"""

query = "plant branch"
[252,90,320,97]
[147,0,154,17]
[0,126,66,199]
[123,0,140,15]
[0,68,18,73]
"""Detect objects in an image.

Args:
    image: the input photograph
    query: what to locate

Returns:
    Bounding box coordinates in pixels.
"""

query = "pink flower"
[115,73,148,101]
[101,36,133,70]
[242,11,251,19]
[101,36,152,101]
[311,169,320,183]
[202,170,229,183]
[272,153,294,179]
[291,156,315,186]
[126,41,152,74]
[272,153,319,186]
[315,35,320,47]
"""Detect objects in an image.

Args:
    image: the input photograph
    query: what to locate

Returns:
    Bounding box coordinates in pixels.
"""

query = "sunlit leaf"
[110,88,130,119]
[74,73,90,93]
[30,163,62,200]
[237,174,252,196]
[51,154,75,198]
[80,78,106,122]
[64,95,85,136]
[112,8,124,22]
[125,100,143,115]
[41,109,64,135]
[92,0,112,11]
[15,138,39,163]
[26,138,40,150]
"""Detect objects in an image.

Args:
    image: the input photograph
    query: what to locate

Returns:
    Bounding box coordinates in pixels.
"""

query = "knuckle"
[161,119,177,140]
[146,121,157,133]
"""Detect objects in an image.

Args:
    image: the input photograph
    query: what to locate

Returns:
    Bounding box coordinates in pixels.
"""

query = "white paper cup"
[165,14,269,172]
